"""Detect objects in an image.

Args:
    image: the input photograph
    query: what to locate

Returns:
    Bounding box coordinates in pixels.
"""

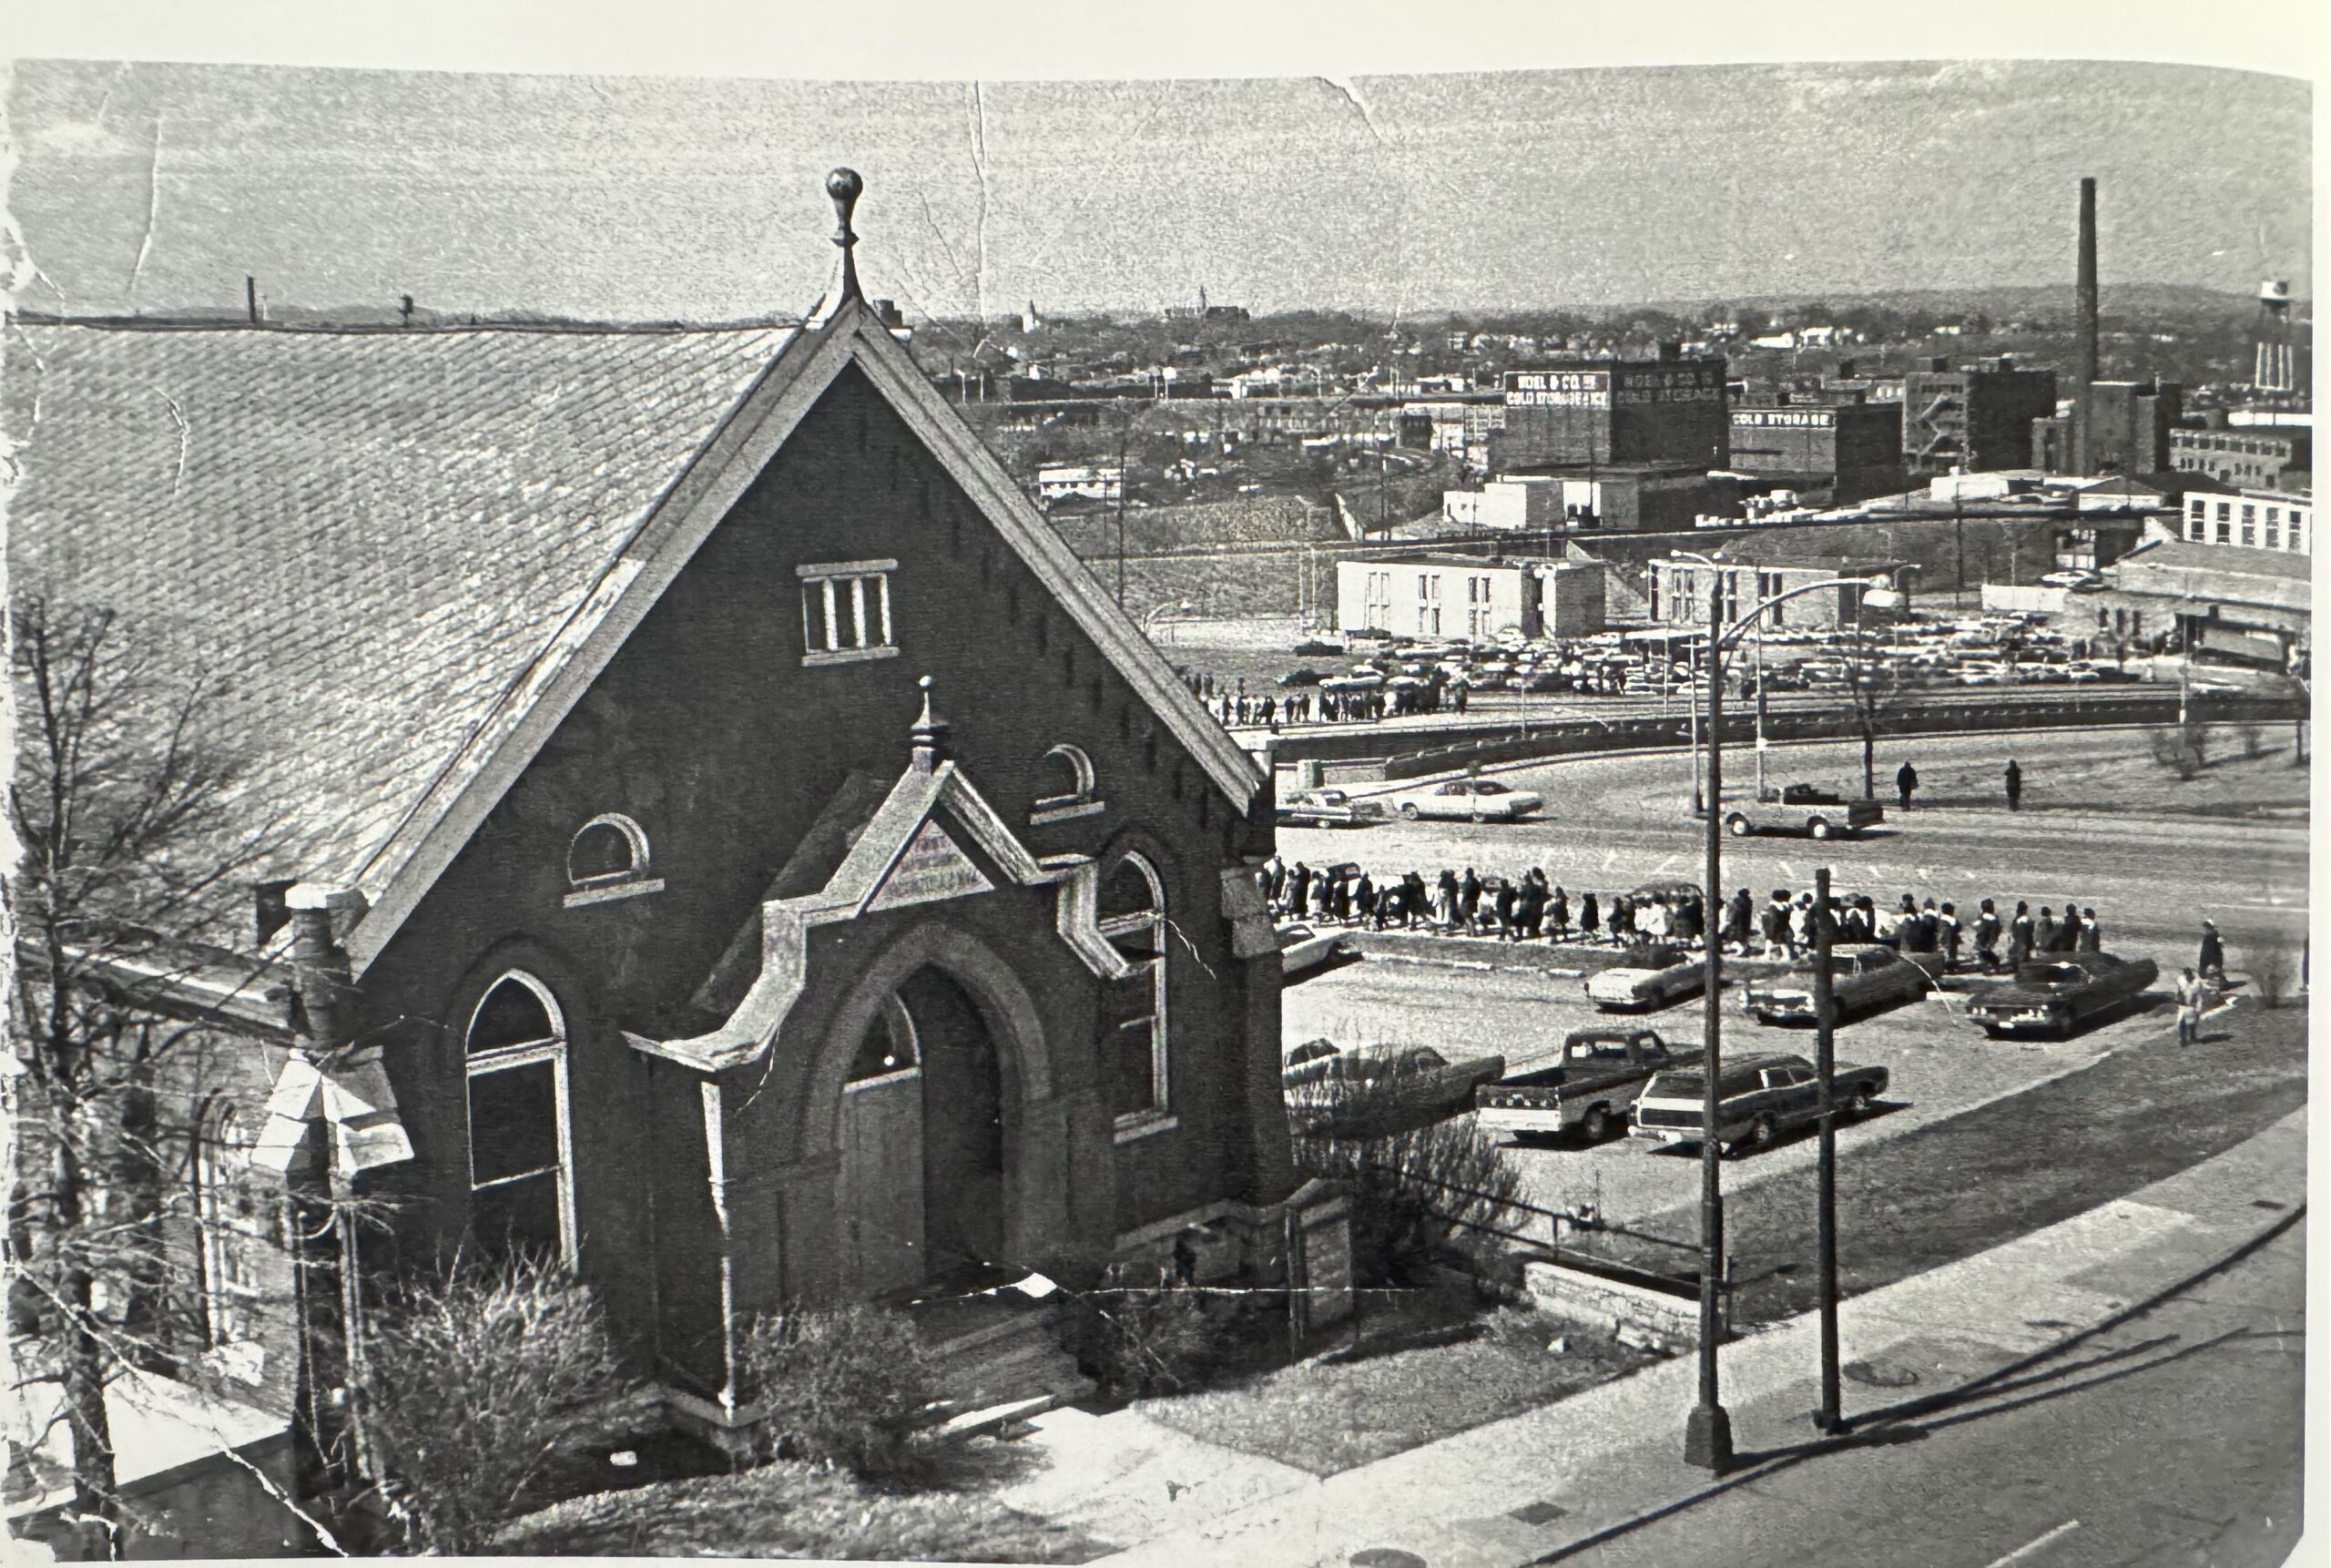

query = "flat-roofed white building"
[2171,486,2311,556]
[1336,554,1604,641]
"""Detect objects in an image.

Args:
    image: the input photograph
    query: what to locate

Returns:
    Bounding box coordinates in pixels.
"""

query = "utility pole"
[1685,567,1734,1471]
[1115,413,1131,609]
[1812,866,1844,1433]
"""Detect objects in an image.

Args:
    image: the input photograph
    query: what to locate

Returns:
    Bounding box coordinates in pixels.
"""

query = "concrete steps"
[915,1298,1096,1421]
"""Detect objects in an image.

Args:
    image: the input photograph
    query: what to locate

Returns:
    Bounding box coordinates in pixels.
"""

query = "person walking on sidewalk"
[2004,759,2023,811]
[2174,967,2207,1045]
[2077,908,2102,952]
[1939,901,1963,969]
[1458,868,1482,932]
[1548,885,1570,942]
[2198,920,2225,982]
[1725,887,1755,954]
[1493,878,1519,941]
[1578,891,1601,943]
[1896,759,1919,810]
[2008,901,2035,968]
[2034,906,2059,954]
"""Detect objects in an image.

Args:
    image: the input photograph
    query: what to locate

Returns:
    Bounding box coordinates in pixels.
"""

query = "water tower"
[2254,280,2296,392]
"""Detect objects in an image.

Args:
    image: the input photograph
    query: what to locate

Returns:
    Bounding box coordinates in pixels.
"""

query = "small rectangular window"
[798,560,899,666]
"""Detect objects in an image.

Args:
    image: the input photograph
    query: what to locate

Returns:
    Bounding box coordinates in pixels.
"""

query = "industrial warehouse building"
[5,177,1344,1479]
[1337,554,1606,641]
[2031,378,2183,477]
[1902,355,2058,474]
[2090,538,2311,670]
[2170,424,2312,492]
[2173,487,2314,556]
[1491,351,1731,471]
[1726,392,1907,504]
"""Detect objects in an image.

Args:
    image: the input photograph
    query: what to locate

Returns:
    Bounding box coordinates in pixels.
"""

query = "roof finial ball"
[825,167,865,309]
[909,674,950,774]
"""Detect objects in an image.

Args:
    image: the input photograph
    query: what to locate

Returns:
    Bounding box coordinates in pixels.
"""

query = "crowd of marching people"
[1177,669,1462,728]
[1257,853,2123,975]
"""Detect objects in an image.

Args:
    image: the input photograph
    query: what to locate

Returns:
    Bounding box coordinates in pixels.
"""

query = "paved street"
[1277,726,2302,1239]
[1549,1217,2306,1568]
[1278,728,2306,958]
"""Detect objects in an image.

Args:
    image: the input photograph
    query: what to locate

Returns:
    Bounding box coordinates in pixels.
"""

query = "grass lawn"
[1140,1284,1657,1476]
[496,1451,1107,1562]
[1564,999,2309,1329]
[1910,726,2309,818]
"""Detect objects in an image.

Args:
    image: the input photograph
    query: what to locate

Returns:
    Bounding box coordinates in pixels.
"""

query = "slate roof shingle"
[5,320,797,891]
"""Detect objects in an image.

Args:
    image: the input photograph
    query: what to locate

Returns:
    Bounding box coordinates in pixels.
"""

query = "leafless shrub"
[1057,1283,1217,1400]
[738,1303,942,1480]
[358,1254,630,1554]
[2249,946,2302,1010]
[1295,1091,1525,1287]
[2147,725,2204,780]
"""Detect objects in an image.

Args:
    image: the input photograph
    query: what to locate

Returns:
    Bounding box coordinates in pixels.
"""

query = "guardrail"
[1355,692,2304,781]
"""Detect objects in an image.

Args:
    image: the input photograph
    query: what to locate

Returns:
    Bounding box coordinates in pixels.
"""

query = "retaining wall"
[1250,692,2303,779]
[1522,1256,1716,1348]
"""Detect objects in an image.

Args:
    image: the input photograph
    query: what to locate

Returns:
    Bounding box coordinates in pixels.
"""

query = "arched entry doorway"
[836,965,1007,1295]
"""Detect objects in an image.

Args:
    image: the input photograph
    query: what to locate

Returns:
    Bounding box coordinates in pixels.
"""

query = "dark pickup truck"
[1472,1028,1693,1145]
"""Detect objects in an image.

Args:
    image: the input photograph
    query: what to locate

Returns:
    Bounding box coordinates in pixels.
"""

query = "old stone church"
[6,170,1328,1465]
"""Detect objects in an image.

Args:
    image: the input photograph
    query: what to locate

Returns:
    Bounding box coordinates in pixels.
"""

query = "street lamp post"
[1813,865,1843,1433]
[1676,560,1906,1473]
[1685,566,1731,1469]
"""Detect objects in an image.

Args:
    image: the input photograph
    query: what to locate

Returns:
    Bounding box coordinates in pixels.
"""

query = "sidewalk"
[998,1105,2306,1567]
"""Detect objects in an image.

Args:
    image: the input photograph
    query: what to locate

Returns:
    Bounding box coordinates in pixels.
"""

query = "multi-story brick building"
[2169,424,2312,491]
[1901,355,2057,474]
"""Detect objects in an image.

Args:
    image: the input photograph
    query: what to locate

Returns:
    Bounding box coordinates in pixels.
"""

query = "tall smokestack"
[2074,177,2099,392]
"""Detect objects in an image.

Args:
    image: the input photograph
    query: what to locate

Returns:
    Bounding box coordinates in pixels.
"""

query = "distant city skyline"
[5,58,2311,324]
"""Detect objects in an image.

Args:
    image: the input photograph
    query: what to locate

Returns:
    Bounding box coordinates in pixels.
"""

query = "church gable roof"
[7,173,1265,983]
[4,319,796,893]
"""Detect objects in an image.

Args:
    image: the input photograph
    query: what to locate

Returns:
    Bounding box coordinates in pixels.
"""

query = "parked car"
[1277,667,1327,687]
[1282,1040,1507,1137]
[1965,951,2160,1038]
[1711,784,1882,840]
[1474,1028,1693,1145]
[1630,1051,1889,1156]
[2040,569,2101,590]
[1744,943,1943,1024]
[1381,778,1544,821]
[1277,788,1389,828]
[1584,943,1706,1012]
[1277,922,1359,983]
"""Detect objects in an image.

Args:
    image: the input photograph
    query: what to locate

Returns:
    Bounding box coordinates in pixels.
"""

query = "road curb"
[1522,1125,2307,1565]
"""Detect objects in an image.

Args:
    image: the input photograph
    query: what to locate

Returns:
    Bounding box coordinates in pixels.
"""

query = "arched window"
[464,973,575,1263]
[565,814,663,907]
[847,995,921,1086]
[1031,744,1104,825]
[194,1105,263,1347]
[1097,853,1170,1131]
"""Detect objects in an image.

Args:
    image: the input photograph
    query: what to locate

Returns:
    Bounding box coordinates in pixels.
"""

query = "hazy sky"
[4,57,2311,322]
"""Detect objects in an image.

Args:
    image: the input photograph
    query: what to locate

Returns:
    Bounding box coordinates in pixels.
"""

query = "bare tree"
[5,595,285,1555]
[1837,626,1910,801]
